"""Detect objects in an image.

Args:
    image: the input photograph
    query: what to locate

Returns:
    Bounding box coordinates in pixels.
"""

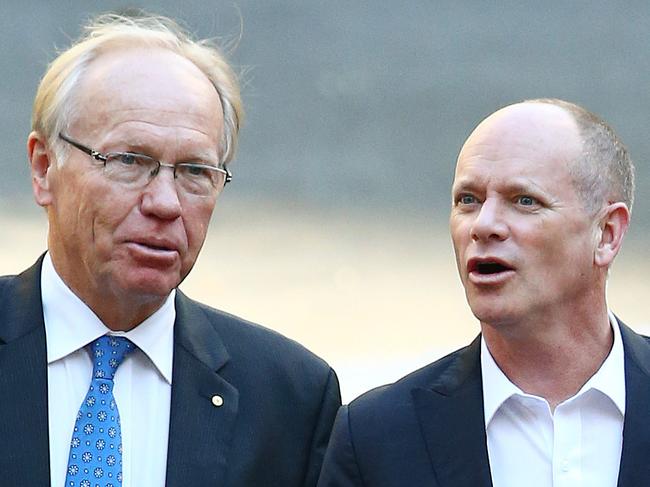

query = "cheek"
[450,221,470,255]
[183,203,215,252]
[95,190,133,223]
[86,189,141,250]
[522,224,594,283]
[450,228,471,280]
[60,182,103,238]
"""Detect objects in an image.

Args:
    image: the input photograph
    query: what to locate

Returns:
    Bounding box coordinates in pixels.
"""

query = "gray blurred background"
[2,1,649,227]
[1,1,648,400]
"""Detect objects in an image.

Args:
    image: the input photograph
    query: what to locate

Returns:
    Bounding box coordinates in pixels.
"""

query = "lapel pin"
[211,394,224,407]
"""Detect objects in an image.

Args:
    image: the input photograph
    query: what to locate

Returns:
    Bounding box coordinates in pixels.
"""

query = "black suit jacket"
[0,258,341,486]
[318,321,650,487]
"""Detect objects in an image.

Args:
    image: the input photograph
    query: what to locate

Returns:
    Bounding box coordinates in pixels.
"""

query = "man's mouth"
[126,239,180,262]
[128,237,178,252]
[475,262,511,275]
[137,242,174,252]
[467,258,514,283]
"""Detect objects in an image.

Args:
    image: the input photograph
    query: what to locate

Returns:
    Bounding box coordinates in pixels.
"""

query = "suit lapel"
[0,259,50,484]
[617,321,650,487]
[412,337,493,487]
[165,292,239,486]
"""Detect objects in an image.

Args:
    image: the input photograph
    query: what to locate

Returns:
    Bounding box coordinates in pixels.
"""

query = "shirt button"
[561,460,569,472]
[211,395,224,407]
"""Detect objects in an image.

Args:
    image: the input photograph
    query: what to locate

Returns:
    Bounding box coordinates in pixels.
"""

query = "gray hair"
[527,98,634,214]
[32,12,243,166]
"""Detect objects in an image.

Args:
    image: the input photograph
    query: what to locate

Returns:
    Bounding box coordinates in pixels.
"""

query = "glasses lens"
[176,164,225,196]
[104,153,157,186]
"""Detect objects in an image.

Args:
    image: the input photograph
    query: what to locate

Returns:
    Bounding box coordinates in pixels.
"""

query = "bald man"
[317,99,650,487]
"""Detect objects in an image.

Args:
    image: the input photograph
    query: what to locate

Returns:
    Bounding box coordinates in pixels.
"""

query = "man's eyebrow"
[501,179,546,195]
[451,179,481,194]
[451,178,546,196]
[110,142,219,163]
[106,140,152,154]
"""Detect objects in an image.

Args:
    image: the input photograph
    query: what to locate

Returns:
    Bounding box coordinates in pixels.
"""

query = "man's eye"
[186,165,207,177]
[517,195,537,206]
[458,194,477,205]
[118,153,139,166]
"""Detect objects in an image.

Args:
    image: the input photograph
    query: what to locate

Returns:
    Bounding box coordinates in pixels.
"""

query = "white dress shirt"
[42,253,175,487]
[481,314,625,487]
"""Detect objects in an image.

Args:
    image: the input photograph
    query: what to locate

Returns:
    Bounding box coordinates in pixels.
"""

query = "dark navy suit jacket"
[0,258,341,486]
[318,321,650,487]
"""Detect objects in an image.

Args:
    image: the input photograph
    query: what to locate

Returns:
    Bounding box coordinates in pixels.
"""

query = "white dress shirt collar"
[481,311,626,426]
[41,252,175,384]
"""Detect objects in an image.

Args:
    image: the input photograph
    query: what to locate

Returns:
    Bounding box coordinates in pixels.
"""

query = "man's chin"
[115,270,181,302]
[468,300,520,328]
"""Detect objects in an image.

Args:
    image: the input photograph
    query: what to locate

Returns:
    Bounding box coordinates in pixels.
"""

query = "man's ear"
[27,131,56,207]
[594,202,630,268]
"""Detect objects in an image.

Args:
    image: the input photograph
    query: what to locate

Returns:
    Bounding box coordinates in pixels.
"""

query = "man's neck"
[482,309,613,409]
[46,252,170,331]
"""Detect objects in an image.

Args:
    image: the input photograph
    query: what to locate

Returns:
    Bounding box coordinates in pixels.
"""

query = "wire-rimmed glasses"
[58,133,232,197]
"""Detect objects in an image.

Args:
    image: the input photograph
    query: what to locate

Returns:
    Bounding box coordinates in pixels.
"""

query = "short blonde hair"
[32,12,243,165]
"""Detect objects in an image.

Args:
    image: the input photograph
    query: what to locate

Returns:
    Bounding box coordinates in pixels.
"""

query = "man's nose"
[470,198,508,242]
[139,168,182,220]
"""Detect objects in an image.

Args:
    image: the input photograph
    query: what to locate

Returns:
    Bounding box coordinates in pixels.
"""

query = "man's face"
[449,103,601,328]
[40,47,224,316]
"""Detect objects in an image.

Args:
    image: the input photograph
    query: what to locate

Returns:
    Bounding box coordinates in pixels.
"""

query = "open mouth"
[468,258,514,277]
[476,262,511,275]
[128,240,178,255]
[141,243,174,252]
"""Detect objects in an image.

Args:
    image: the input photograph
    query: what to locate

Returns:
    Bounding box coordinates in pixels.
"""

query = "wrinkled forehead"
[70,47,223,134]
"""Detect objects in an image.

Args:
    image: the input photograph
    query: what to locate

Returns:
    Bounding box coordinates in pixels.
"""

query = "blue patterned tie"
[65,335,135,487]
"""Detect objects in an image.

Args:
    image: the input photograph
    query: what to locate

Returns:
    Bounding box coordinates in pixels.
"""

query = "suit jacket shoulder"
[0,261,45,340]
[319,337,492,487]
[190,296,334,380]
[0,260,51,485]
[346,337,481,432]
[616,319,650,486]
[167,291,342,487]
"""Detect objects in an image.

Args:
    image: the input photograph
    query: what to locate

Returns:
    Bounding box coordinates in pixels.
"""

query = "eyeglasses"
[58,133,232,197]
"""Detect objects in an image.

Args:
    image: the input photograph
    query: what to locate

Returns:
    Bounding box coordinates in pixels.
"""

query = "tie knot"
[91,335,135,381]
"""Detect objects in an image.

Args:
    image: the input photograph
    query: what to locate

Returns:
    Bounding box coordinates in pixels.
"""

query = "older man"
[318,99,649,487]
[0,13,340,487]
